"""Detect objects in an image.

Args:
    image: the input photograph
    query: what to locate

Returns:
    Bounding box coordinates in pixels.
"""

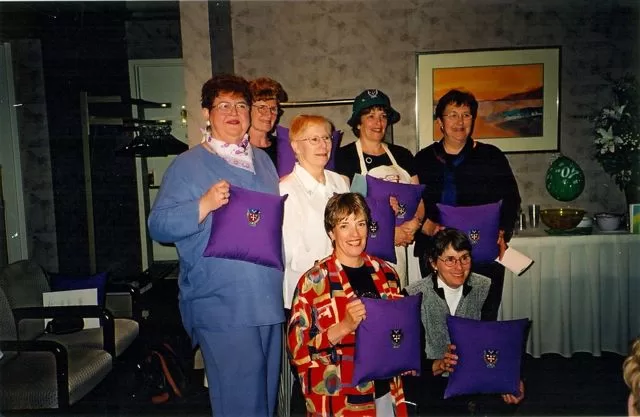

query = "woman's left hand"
[502,380,525,404]
[400,370,418,376]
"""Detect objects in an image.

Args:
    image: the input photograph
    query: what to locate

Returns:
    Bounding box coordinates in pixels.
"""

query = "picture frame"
[416,47,560,153]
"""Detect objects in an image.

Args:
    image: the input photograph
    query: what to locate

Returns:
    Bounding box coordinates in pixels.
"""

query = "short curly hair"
[201,74,251,110]
[434,89,479,121]
[249,77,288,103]
[624,337,640,415]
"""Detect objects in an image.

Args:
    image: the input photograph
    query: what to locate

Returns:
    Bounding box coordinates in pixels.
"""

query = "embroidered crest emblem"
[390,328,403,348]
[367,89,379,99]
[468,229,480,244]
[246,208,261,226]
[397,203,407,219]
[369,220,379,238]
[483,349,499,368]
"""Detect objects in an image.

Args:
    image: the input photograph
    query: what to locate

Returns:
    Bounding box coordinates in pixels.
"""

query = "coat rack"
[80,92,186,274]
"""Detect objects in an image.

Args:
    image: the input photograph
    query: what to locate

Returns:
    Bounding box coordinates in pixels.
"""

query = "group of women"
[148,73,522,417]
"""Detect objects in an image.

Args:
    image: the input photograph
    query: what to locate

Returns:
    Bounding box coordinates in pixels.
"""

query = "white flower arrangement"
[593,75,640,190]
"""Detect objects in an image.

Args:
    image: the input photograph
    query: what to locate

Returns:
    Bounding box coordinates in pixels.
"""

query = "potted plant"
[593,74,640,205]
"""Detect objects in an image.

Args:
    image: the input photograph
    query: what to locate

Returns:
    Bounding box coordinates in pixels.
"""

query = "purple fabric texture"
[352,294,422,385]
[203,186,288,270]
[444,316,529,399]
[49,271,108,306]
[275,125,342,177]
[436,201,502,263]
[365,176,425,226]
[364,196,397,263]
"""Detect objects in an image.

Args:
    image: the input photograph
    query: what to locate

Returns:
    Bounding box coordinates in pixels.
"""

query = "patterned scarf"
[434,138,474,205]
[202,128,255,173]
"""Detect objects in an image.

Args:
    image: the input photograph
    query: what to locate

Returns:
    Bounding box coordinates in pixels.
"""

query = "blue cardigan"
[148,145,284,341]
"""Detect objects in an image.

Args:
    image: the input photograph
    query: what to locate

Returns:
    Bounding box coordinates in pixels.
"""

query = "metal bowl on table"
[540,208,586,230]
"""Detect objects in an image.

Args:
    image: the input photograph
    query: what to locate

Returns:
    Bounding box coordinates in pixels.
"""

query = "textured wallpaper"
[230,0,639,215]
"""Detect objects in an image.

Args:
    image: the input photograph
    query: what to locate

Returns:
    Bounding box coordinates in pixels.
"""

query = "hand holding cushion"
[199,180,231,222]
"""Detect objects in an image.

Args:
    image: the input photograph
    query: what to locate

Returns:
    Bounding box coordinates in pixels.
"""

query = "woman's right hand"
[343,298,366,333]
[198,180,231,222]
[328,299,366,345]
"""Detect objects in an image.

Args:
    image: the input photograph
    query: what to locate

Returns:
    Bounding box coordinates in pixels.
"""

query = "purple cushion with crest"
[364,196,396,264]
[352,295,422,385]
[444,315,529,399]
[50,272,108,306]
[275,125,342,177]
[365,176,425,226]
[203,186,288,270]
[436,201,502,263]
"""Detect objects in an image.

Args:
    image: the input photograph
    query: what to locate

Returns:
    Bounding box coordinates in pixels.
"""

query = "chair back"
[0,286,18,362]
[0,260,51,340]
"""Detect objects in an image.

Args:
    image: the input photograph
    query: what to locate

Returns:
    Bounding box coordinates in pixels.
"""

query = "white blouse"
[279,163,350,308]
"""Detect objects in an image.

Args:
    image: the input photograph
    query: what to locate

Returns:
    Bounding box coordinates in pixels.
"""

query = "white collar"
[293,163,327,195]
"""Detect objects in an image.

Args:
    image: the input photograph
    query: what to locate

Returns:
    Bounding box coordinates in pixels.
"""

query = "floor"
[3,278,631,417]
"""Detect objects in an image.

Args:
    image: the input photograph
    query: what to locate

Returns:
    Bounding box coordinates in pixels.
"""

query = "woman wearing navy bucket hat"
[336,89,424,287]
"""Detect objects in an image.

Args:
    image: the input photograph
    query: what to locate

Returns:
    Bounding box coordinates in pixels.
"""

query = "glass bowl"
[540,208,586,230]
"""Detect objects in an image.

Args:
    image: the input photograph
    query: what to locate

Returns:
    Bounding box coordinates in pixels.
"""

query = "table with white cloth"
[499,229,640,358]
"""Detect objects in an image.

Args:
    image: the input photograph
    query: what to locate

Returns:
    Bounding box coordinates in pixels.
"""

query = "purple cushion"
[352,295,422,385]
[366,176,425,226]
[203,186,288,270]
[436,201,502,263]
[275,125,342,177]
[364,196,396,264]
[444,316,529,399]
[50,272,108,306]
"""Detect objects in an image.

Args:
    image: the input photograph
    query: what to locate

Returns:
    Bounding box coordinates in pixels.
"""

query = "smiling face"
[431,244,472,289]
[328,212,368,267]
[358,107,388,143]
[290,122,331,171]
[437,103,474,149]
[250,98,279,135]
[202,92,250,144]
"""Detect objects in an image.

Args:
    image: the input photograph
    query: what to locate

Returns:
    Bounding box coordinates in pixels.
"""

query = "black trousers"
[403,371,519,416]
[471,262,505,321]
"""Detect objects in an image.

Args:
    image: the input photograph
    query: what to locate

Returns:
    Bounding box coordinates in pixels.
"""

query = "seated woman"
[287,192,409,417]
[403,228,524,415]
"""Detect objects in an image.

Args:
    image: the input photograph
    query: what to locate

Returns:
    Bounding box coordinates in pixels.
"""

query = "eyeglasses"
[438,254,472,267]
[253,104,279,115]
[211,101,250,114]
[443,112,473,121]
[298,136,332,146]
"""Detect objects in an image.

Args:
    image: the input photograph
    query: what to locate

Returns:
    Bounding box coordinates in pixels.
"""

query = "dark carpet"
[3,277,630,417]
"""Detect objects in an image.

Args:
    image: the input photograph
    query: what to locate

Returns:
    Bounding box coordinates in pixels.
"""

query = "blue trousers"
[195,324,282,417]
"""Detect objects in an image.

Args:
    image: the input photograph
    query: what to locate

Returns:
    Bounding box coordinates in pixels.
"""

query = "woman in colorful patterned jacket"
[287,192,409,417]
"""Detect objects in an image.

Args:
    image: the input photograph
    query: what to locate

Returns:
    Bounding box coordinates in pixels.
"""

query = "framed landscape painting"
[416,47,560,153]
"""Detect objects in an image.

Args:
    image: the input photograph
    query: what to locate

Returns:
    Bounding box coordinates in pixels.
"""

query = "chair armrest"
[12,306,116,357]
[0,338,70,407]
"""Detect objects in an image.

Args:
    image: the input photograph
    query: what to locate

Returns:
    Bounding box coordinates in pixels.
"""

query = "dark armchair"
[0,260,139,358]
[0,286,113,410]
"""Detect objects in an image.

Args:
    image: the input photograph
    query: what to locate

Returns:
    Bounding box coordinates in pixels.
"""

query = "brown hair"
[248,77,288,103]
[624,338,640,414]
[324,192,370,235]
[201,74,251,110]
[289,115,333,143]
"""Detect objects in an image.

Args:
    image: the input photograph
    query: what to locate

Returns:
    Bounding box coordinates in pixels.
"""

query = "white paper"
[42,288,100,329]
[495,247,534,276]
